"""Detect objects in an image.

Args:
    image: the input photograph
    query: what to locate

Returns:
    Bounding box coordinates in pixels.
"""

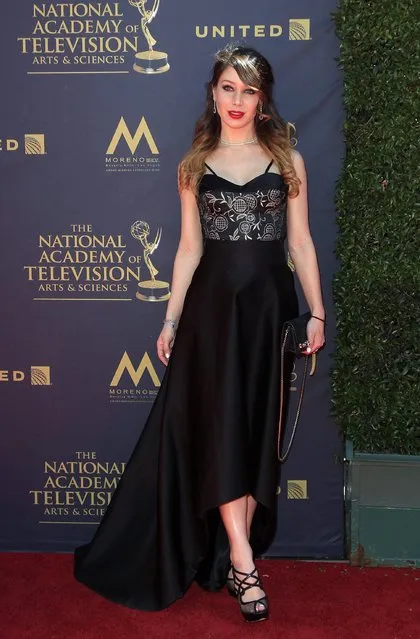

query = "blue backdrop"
[0,0,344,558]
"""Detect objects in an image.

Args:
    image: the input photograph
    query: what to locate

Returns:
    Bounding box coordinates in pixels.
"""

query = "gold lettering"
[38,249,125,264]
[17,38,31,54]
[39,234,126,249]
[43,460,125,474]
[29,490,43,505]
[33,4,123,19]
[32,19,123,36]
[7,139,19,151]
[30,490,113,506]
[24,265,140,282]
[17,36,137,55]
[270,25,283,37]
[195,26,207,38]
[212,26,225,38]
[42,475,120,490]
[194,24,284,39]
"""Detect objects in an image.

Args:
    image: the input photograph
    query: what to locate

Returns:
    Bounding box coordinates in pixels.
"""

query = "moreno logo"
[106,117,158,155]
[110,351,160,387]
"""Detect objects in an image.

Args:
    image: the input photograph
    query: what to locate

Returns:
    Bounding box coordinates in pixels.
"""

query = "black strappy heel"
[232,565,269,623]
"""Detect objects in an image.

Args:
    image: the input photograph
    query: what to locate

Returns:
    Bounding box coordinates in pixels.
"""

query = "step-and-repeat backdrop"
[0,0,344,556]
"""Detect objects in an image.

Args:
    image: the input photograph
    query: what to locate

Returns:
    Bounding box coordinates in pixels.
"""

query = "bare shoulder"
[290,149,307,181]
[291,148,305,167]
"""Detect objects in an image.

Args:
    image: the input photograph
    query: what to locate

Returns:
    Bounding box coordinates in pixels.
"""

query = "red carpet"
[0,554,419,639]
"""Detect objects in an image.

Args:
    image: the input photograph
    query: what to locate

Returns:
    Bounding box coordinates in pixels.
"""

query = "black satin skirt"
[74,239,299,610]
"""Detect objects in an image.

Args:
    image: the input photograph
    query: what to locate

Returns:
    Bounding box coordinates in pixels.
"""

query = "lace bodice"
[198,161,288,242]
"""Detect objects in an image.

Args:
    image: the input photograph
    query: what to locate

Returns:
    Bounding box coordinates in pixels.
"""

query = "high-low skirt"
[74,238,299,610]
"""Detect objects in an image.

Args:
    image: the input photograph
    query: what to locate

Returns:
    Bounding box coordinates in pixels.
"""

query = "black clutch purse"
[282,311,312,356]
[277,312,317,462]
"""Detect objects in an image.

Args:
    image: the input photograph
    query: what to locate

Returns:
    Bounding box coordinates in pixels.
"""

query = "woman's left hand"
[304,317,326,355]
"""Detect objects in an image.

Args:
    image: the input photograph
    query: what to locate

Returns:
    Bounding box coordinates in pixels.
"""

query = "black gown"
[73,159,299,611]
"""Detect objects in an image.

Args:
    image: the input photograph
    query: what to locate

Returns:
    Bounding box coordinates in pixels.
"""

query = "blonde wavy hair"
[178,44,300,197]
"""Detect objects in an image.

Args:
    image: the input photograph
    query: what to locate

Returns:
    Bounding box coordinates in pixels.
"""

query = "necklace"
[219,136,258,146]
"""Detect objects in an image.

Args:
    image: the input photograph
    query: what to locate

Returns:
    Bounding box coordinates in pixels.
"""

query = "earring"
[258,103,264,121]
[213,99,217,114]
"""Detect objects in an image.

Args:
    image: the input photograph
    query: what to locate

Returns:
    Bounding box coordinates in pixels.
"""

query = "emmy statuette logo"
[131,220,170,301]
[128,0,170,74]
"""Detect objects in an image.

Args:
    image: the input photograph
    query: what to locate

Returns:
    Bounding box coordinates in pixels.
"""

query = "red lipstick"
[228,111,245,119]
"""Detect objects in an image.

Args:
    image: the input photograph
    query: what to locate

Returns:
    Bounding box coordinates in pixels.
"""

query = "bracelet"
[311,315,326,323]
[163,318,178,330]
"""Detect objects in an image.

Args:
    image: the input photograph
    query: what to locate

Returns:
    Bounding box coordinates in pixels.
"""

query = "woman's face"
[212,66,261,129]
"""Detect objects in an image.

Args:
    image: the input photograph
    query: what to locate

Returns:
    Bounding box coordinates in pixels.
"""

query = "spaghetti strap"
[204,162,218,176]
[264,159,274,173]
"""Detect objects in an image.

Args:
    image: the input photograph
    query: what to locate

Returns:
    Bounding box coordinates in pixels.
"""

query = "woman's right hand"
[157,324,176,366]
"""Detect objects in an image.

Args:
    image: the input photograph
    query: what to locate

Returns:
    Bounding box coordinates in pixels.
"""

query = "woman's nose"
[232,91,242,106]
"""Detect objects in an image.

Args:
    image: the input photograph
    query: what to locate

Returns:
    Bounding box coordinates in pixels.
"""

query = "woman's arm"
[164,186,203,322]
[287,150,325,353]
[157,185,203,365]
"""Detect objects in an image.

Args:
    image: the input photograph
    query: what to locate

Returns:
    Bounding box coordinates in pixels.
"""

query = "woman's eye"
[221,85,256,95]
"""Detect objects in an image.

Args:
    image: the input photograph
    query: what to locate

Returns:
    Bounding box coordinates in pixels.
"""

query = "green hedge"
[331,1,419,454]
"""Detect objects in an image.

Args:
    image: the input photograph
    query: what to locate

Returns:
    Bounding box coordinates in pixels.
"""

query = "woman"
[74,44,325,623]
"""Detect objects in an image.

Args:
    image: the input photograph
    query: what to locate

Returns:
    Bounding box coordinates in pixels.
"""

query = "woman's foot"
[232,564,269,622]
[230,546,267,614]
